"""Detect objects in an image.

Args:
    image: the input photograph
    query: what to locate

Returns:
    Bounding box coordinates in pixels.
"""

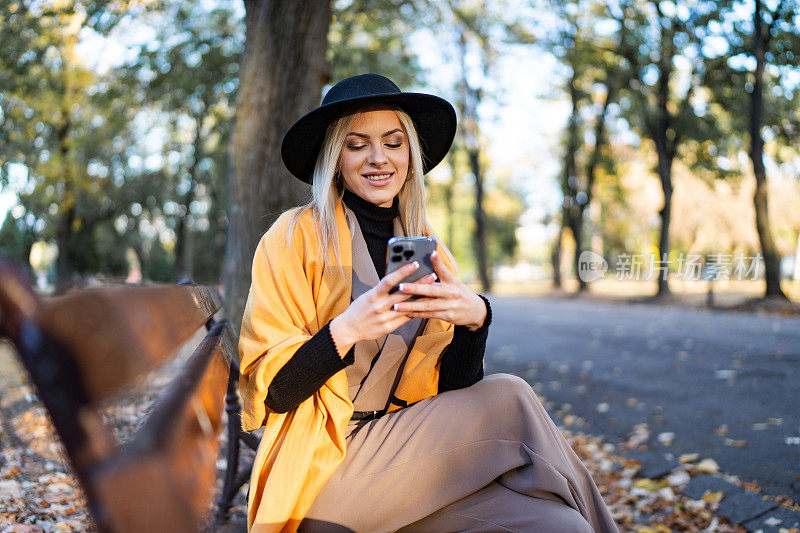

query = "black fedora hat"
[281,73,457,184]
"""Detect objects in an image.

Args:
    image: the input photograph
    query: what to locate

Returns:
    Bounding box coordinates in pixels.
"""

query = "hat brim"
[281,92,457,184]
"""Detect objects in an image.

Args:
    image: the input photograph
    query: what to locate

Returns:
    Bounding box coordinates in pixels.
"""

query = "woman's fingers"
[402,310,443,319]
[386,289,418,308]
[378,260,419,294]
[398,281,441,298]
[429,250,456,283]
[385,274,436,309]
[394,297,448,313]
[418,272,437,284]
[386,274,436,304]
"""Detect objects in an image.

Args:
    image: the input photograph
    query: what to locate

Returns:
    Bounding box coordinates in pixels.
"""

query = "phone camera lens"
[403,250,414,259]
[392,245,403,253]
[391,254,403,262]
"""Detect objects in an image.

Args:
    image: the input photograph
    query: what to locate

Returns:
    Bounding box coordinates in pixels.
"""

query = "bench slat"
[34,285,223,404]
[90,320,232,532]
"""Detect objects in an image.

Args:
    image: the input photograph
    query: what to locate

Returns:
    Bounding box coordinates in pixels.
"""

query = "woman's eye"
[385,143,402,148]
[347,144,366,150]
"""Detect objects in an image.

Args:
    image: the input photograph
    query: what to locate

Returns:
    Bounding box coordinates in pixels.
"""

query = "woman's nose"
[367,143,388,166]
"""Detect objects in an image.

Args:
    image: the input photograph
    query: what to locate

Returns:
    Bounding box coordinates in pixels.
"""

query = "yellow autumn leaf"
[695,458,720,473]
[634,478,666,491]
[636,526,672,533]
[701,490,723,504]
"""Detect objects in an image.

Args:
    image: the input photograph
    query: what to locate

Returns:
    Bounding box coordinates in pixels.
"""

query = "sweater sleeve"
[438,294,492,393]
[265,321,355,414]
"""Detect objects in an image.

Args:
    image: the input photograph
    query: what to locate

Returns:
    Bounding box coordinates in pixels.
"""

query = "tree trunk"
[652,51,675,297]
[56,111,74,290]
[569,215,584,290]
[637,11,679,298]
[654,137,674,297]
[575,82,614,291]
[174,114,203,282]
[646,84,675,298]
[445,149,457,251]
[468,148,490,292]
[56,203,75,290]
[223,0,331,328]
[562,67,580,290]
[749,0,786,299]
[551,225,563,288]
[455,29,490,293]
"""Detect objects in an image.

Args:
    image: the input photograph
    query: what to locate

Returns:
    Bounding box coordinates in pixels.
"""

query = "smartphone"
[386,236,437,299]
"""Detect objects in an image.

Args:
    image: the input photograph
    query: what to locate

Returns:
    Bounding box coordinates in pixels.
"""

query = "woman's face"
[338,108,409,207]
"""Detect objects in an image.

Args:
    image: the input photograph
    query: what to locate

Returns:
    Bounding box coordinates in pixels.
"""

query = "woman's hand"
[329,261,437,357]
[392,250,487,331]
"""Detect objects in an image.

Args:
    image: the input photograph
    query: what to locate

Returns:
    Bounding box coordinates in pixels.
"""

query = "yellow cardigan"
[239,200,456,532]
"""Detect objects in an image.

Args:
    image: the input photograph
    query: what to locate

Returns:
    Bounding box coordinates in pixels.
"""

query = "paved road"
[483,295,800,501]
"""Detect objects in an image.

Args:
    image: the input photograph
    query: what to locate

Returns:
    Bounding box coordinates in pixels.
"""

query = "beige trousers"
[300,374,619,532]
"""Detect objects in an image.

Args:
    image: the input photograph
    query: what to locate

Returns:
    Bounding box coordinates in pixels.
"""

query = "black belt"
[350,409,385,421]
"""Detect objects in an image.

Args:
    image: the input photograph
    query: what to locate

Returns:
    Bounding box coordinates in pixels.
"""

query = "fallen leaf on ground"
[702,490,724,505]
[694,458,720,474]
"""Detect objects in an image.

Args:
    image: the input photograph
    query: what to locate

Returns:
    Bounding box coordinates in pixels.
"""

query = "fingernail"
[392,304,399,311]
[398,283,405,292]
[412,261,419,269]
[431,250,438,258]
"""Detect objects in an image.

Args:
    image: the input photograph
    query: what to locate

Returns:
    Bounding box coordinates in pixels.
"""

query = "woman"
[239,73,619,533]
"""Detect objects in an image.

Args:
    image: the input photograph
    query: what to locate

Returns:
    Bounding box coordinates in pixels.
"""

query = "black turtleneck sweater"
[264,188,492,414]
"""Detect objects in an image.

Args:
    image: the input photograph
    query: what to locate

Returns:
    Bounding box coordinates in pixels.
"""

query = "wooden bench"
[0,261,244,531]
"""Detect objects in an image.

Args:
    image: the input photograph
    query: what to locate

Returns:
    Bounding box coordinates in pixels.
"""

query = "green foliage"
[485,177,526,266]
[144,239,173,282]
[547,0,626,269]
[0,211,34,266]
[117,0,242,283]
[0,2,141,284]
[0,0,242,285]
[702,0,800,168]
[607,0,728,160]
[329,0,422,86]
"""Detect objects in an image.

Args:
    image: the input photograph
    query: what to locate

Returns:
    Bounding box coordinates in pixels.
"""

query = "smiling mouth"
[361,172,394,183]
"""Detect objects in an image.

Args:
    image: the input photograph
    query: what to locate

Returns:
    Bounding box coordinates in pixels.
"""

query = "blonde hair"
[284,104,457,278]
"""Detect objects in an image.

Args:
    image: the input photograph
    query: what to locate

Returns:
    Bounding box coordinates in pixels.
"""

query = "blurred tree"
[610,0,722,296]
[0,1,145,288]
[485,176,526,267]
[224,1,331,327]
[328,0,421,86]
[0,211,36,270]
[704,0,800,299]
[119,0,242,282]
[420,0,527,292]
[549,0,623,291]
[592,151,629,265]
[456,22,491,292]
